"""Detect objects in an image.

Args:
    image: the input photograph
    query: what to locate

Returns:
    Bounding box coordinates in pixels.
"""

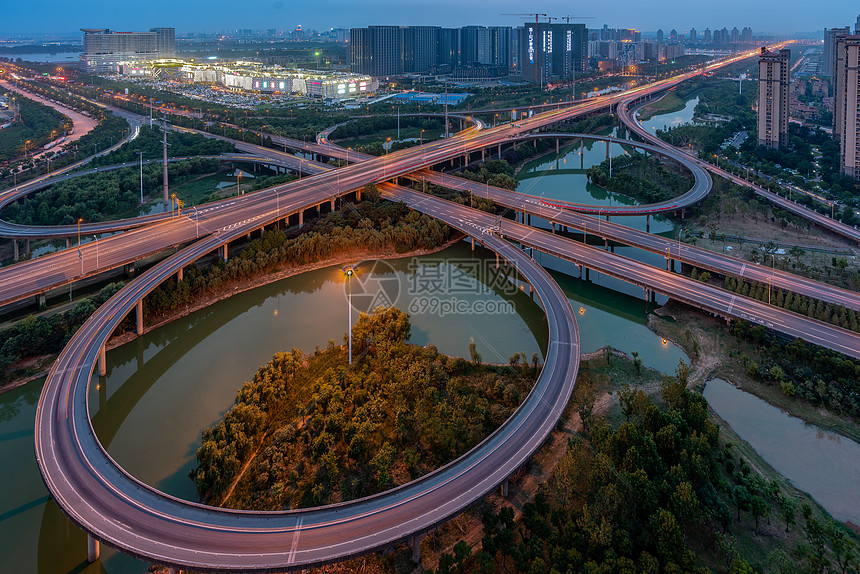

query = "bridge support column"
[98,344,106,377]
[410,534,424,564]
[87,534,99,563]
[501,479,509,497]
[356,188,362,201]
[12,239,18,261]
[551,222,555,234]
[36,293,46,310]
[496,253,499,268]
[177,267,183,283]
[585,268,590,280]
[169,568,181,574]
[666,258,671,271]
[481,148,485,161]
[556,139,559,154]
[604,238,608,249]
[222,243,228,261]
[498,143,502,159]
[330,199,335,211]
[527,213,531,226]
[646,214,650,232]
[471,237,475,251]
[66,237,71,249]
[298,211,303,227]
[136,300,144,336]
[25,238,30,255]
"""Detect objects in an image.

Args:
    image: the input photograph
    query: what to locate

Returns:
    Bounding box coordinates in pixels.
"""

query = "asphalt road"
[35,186,580,572]
[384,184,860,360]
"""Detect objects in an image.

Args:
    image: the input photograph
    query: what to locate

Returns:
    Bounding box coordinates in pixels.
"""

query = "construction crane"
[559,15,595,23]
[501,13,548,25]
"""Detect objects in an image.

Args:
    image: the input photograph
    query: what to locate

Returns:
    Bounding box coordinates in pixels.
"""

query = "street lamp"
[93,235,99,268]
[386,136,392,155]
[342,265,356,364]
[77,218,83,274]
[192,206,199,237]
[237,171,242,196]
[137,150,145,204]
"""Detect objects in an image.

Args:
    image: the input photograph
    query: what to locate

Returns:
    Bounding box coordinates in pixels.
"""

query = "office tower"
[656,29,664,43]
[401,26,439,73]
[757,47,790,149]
[834,36,860,179]
[520,22,587,84]
[80,27,175,72]
[825,27,851,78]
[350,26,402,76]
[438,28,460,68]
[689,28,697,43]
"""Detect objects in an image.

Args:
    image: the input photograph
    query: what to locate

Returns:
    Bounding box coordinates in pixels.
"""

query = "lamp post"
[342,265,356,364]
[93,235,99,268]
[77,218,83,274]
[192,206,199,237]
[237,171,242,196]
[171,193,177,218]
[137,150,144,204]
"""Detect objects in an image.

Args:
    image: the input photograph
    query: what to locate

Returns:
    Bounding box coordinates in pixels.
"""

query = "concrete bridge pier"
[501,479,509,497]
[87,534,99,563]
[646,214,650,231]
[495,252,500,268]
[25,238,30,255]
[498,143,502,159]
[98,344,106,377]
[481,148,485,161]
[12,239,18,261]
[356,188,362,201]
[330,198,335,211]
[66,238,71,249]
[550,222,556,234]
[136,300,144,336]
[471,237,475,251]
[298,211,304,227]
[168,568,181,574]
[222,243,229,261]
[606,141,610,158]
[604,238,609,249]
[36,293,46,310]
[410,534,424,564]
[177,267,183,283]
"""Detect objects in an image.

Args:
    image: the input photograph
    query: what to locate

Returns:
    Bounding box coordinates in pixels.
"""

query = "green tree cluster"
[588,152,690,204]
[0,87,67,161]
[0,283,126,381]
[190,307,540,509]
[730,320,860,419]
[438,363,860,574]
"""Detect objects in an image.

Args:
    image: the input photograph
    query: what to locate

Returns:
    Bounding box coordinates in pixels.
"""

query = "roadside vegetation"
[588,151,693,204]
[0,86,67,162]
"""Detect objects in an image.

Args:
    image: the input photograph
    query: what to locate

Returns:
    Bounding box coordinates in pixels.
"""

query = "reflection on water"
[704,379,860,525]
[638,96,701,133]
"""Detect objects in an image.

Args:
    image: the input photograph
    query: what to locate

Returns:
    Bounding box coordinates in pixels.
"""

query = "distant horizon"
[0,0,856,38]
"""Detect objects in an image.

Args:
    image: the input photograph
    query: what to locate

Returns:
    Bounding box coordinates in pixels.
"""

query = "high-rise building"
[834,36,860,179]
[520,22,587,84]
[401,26,439,73]
[741,27,753,43]
[856,14,860,34]
[689,28,697,43]
[80,27,175,72]
[350,26,402,76]
[720,27,730,45]
[656,29,664,43]
[703,28,712,44]
[824,27,851,78]
[757,47,790,149]
[731,27,739,44]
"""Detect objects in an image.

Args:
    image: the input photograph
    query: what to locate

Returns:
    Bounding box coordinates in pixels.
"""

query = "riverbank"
[636,91,687,121]
[0,235,464,394]
[647,300,860,444]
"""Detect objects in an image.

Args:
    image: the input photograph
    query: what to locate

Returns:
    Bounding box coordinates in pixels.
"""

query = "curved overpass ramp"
[35,206,579,572]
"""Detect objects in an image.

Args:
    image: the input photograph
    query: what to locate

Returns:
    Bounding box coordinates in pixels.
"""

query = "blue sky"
[2,0,855,35]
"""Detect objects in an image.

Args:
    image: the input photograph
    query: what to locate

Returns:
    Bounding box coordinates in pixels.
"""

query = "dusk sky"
[1,0,855,36]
